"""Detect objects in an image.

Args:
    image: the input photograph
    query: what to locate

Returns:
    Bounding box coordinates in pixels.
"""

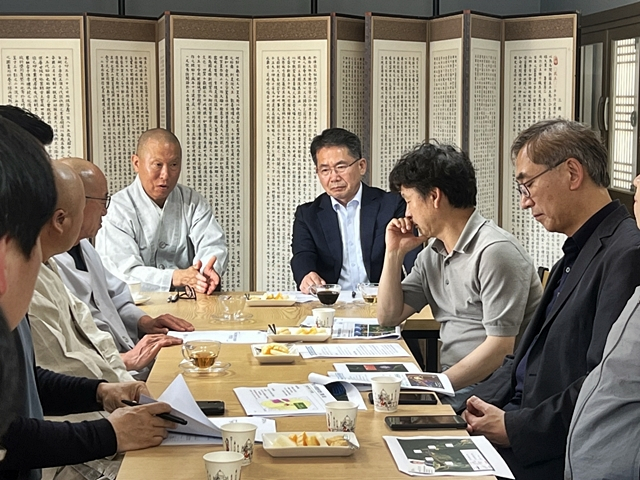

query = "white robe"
[28,260,133,383]
[95,176,228,291]
[54,239,145,353]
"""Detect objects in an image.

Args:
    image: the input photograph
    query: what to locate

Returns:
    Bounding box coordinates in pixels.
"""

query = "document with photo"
[331,317,402,339]
[234,383,334,417]
[327,371,454,396]
[383,435,514,478]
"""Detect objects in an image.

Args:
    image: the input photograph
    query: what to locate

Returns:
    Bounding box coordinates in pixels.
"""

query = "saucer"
[133,295,150,305]
[179,361,231,375]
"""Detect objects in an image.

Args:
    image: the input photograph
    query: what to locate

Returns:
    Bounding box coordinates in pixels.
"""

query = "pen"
[121,399,188,425]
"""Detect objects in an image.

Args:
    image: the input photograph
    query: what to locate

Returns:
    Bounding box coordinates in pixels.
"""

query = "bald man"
[96,128,228,293]
[54,158,194,379]
[28,162,133,383]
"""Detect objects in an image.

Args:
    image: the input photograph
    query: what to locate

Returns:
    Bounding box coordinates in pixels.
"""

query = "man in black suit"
[290,128,419,294]
[461,119,640,480]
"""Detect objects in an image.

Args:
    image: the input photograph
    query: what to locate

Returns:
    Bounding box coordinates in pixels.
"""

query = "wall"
[540,0,639,15]
[441,0,540,16]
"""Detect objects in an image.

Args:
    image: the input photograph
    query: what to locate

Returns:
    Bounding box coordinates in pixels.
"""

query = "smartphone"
[368,392,438,405]
[196,400,225,416]
[384,415,467,430]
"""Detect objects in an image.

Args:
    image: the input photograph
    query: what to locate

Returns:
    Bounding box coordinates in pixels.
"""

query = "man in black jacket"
[461,119,640,479]
[0,113,174,480]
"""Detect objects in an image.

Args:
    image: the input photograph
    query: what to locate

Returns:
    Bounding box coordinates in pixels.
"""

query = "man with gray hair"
[462,119,640,480]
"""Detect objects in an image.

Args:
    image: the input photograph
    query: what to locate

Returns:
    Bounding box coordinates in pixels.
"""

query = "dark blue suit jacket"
[290,183,419,289]
[467,202,640,480]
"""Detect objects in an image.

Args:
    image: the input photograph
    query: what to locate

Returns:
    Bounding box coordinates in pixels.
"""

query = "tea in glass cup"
[309,284,341,305]
[182,340,221,370]
[358,283,379,304]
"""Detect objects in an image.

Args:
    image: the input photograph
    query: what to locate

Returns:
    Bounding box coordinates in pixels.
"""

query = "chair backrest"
[537,266,550,288]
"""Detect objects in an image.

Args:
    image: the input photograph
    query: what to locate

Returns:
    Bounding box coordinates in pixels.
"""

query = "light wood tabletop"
[116,293,493,480]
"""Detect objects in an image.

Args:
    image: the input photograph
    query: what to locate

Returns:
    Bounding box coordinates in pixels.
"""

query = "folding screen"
[254,16,331,291]
[0,16,85,158]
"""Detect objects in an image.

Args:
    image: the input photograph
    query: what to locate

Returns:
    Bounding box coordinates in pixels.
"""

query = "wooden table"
[116,293,492,480]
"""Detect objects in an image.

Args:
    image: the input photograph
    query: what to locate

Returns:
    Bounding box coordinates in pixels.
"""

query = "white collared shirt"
[331,183,369,292]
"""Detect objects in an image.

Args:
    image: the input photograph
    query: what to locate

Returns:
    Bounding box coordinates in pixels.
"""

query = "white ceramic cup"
[203,451,243,480]
[126,280,141,298]
[220,422,258,465]
[370,376,402,413]
[312,307,335,328]
[325,400,358,432]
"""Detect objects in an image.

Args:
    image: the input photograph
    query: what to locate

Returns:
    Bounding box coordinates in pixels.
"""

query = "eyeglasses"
[515,159,568,198]
[316,158,360,177]
[167,285,197,303]
[85,194,111,209]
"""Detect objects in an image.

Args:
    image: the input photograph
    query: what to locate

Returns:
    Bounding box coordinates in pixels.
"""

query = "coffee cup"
[312,307,335,328]
[220,422,258,465]
[309,284,341,305]
[181,340,221,370]
[203,451,243,480]
[325,400,358,432]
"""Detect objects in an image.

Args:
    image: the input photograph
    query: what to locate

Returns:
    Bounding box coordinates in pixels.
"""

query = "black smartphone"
[196,400,225,416]
[368,392,438,405]
[384,415,467,430]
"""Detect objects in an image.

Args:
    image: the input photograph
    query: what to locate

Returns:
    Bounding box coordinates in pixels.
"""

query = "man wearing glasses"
[291,128,420,294]
[96,128,227,293]
[54,158,193,380]
[461,119,640,480]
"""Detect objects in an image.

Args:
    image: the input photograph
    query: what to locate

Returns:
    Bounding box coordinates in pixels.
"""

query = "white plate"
[251,344,299,364]
[247,294,296,307]
[262,432,358,457]
[133,295,150,305]
[267,327,331,343]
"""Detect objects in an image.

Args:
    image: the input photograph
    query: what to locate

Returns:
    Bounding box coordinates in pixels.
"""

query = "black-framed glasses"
[316,158,360,177]
[515,159,568,198]
[167,285,197,303]
[85,194,111,208]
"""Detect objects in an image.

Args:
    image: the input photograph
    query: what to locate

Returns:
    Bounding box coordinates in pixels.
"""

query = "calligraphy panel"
[90,39,157,195]
[336,39,365,141]
[371,39,426,189]
[256,39,329,291]
[503,37,574,268]
[0,38,84,158]
[429,38,462,148]
[469,38,500,221]
[173,39,251,291]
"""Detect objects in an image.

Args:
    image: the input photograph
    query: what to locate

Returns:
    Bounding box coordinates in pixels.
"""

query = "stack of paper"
[327,370,454,396]
[139,375,275,445]
[168,330,268,344]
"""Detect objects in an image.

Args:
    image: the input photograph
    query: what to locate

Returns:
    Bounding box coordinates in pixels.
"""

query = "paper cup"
[325,400,358,432]
[370,376,402,413]
[203,451,243,480]
[312,307,335,328]
[220,422,258,465]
